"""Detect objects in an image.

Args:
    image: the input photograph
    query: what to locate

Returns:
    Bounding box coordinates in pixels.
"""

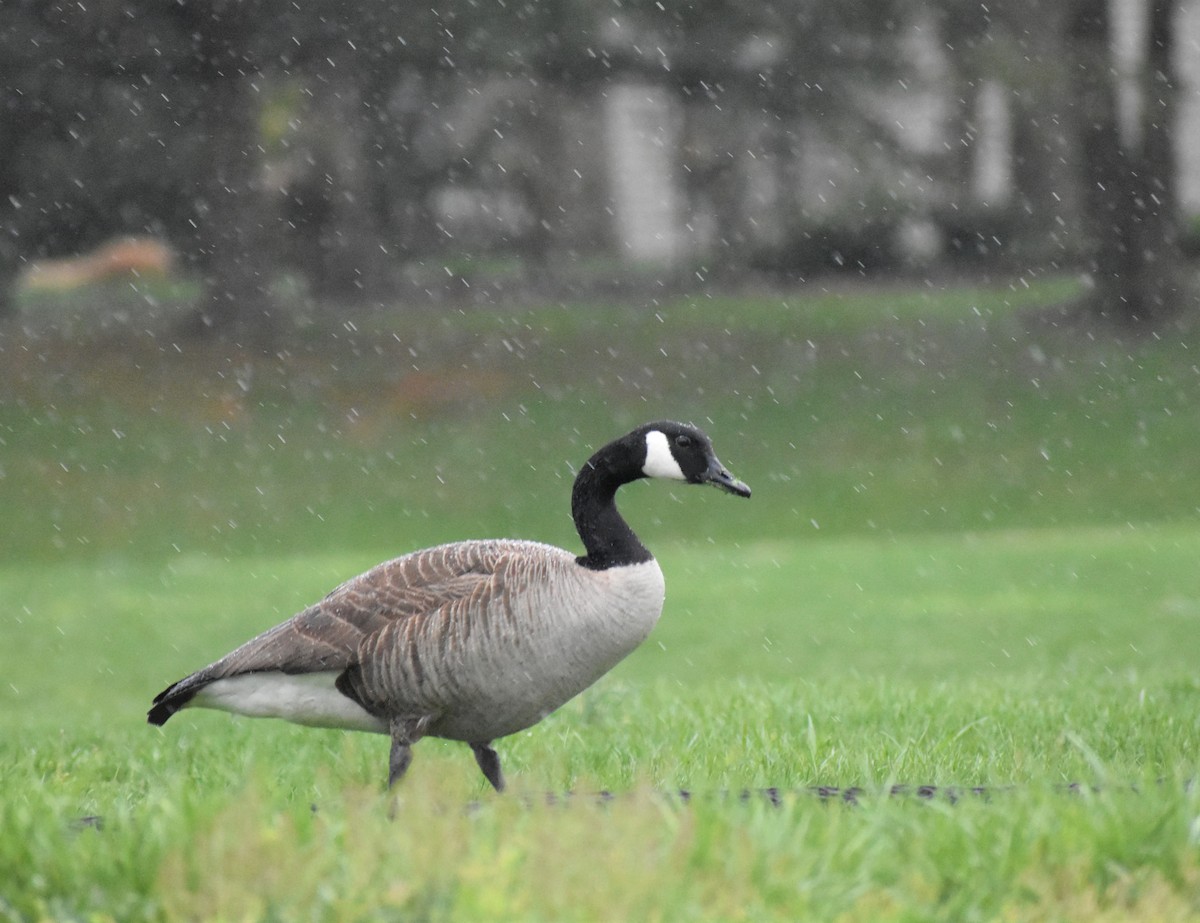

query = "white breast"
[424,556,666,741]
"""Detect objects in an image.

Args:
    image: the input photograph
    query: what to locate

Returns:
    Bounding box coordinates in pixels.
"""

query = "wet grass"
[6,525,1200,728]
[3,656,1199,921]
[5,270,1200,563]
[3,274,1200,919]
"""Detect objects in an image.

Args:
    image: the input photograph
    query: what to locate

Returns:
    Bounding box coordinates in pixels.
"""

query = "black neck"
[571,439,653,570]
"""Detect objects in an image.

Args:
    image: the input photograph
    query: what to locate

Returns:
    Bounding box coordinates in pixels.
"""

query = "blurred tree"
[0,0,282,337]
[605,0,915,270]
[1068,0,1185,324]
[0,0,923,321]
[162,2,276,338]
[933,1,1081,267]
[11,0,1184,332]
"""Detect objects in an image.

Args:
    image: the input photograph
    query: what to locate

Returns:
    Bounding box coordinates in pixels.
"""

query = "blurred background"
[2,0,1199,568]
[1,0,1195,326]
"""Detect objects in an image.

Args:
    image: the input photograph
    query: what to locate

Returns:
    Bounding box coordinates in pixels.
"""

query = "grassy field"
[3,274,1200,920]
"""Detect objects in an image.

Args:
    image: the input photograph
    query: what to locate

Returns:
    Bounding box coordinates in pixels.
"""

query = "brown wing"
[219,541,502,674]
[148,540,517,723]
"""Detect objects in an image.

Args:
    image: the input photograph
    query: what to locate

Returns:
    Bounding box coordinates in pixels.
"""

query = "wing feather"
[149,540,527,723]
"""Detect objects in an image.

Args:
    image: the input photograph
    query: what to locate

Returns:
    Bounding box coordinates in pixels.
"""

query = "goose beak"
[703,458,751,498]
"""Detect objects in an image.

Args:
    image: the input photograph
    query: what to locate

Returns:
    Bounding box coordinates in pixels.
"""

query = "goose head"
[637,421,751,498]
[571,420,751,569]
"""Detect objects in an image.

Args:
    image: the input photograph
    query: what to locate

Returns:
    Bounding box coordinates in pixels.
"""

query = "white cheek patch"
[642,430,687,480]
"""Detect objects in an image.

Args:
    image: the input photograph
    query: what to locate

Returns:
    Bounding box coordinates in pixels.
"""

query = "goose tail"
[147,675,204,725]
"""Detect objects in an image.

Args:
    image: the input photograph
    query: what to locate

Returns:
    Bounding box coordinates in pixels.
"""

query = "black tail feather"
[147,680,196,726]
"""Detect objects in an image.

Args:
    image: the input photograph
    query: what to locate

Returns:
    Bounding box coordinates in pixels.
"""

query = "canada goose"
[148,421,750,791]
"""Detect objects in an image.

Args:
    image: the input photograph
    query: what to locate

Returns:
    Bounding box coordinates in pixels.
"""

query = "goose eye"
[675,434,693,449]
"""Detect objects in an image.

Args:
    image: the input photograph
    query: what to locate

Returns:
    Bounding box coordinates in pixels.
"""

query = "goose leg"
[470,741,505,792]
[387,717,423,788]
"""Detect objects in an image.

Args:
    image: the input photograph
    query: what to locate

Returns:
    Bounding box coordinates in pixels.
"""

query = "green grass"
[7,526,1200,726]
[3,275,1200,920]
[4,272,1200,562]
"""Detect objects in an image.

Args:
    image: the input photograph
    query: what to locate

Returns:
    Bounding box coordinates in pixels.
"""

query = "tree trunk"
[304,78,392,302]
[1069,0,1183,324]
[1136,0,1183,312]
[186,73,273,341]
